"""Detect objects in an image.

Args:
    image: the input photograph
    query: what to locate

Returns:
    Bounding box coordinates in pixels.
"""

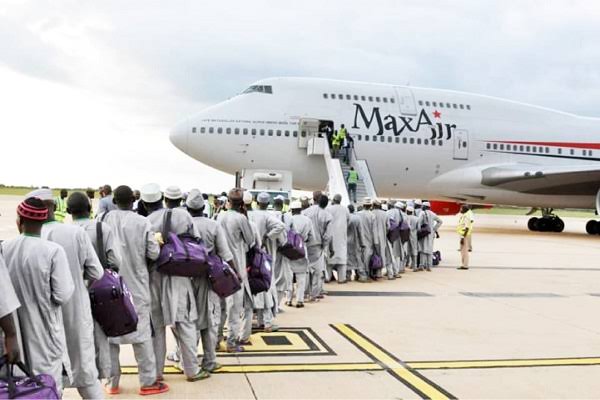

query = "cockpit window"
[242,85,273,94]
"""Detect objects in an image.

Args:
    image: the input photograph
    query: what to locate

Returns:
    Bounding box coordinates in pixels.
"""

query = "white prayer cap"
[423,201,431,208]
[218,195,228,204]
[186,189,204,209]
[274,195,285,201]
[373,198,382,206]
[381,203,388,211]
[290,200,302,210]
[25,188,53,201]
[407,206,414,212]
[362,197,372,205]
[414,199,423,206]
[243,191,253,205]
[141,183,162,203]
[257,192,271,204]
[164,185,183,200]
[395,201,405,209]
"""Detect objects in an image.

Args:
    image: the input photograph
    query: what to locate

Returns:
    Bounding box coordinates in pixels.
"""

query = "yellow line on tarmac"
[408,357,600,370]
[332,324,455,400]
[120,363,383,375]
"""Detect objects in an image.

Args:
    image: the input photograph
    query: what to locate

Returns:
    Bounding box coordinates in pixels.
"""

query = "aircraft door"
[297,118,320,149]
[394,87,417,116]
[453,129,469,160]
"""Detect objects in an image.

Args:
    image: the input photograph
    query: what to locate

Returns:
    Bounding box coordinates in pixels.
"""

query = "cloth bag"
[0,357,59,399]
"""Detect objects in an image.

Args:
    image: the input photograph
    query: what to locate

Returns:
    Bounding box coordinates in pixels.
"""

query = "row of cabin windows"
[418,100,471,110]
[191,126,443,146]
[322,93,396,104]
[486,142,593,157]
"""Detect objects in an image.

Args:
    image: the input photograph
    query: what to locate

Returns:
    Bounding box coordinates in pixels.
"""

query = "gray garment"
[226,289,253,347]
[0,254,19,318]
[73,219,122,270]
[280,213,314,274]
[329,264,347,283]
[417,210,443,254]
[102,210,159,345]
[97,195,117,216]
[371,209,392,268]
[326,204,349,265]
[387,209,405,259]
[406,214,419,256]
[93,321,110,380]
[172,320,200,378]
[286,272,307,304]
[347,214,365,272]
[42,222,104,388]
[76,381,103,400]
[357,210,375,248]
[199,289,220,371]
[2,236,75,391]
[108,340,156,388]
[217,210,255,299]
[302,205,333,249]
[303,205,332,293]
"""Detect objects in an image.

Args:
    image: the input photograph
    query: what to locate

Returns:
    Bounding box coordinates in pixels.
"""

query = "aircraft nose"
[169,123,189,152]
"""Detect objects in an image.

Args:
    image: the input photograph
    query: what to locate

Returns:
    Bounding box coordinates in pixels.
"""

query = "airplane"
[169,77,600,235]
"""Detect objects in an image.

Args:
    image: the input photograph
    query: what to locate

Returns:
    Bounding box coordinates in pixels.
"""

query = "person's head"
[414,199,422,209]
[341,124,345,129]
[318,194,329,209]
[362,197,372,210]
[333,194,342,205]
[25,188,55,220]
[284,198,290,206]
[60,189,68,199]
[164,185,183,209]
[406,206,414,215]
[372,199,382,210]
[257,192,270,210]
[66,192,91,219]
[312,190,322,203]
[86,189,95,200]
[350,166,354,171]
[186,189,205,217]
[300,196,310,210]
[274,196,284,211]
[228,188,245,211]
[140,183,163,213]
[133,190,141,201]
[461,204,470,213]
[16,197,48,235]
[290,200,302,215]
[422,201,431,211]
[103,185,112,196]
[348,204,355,214]
[114,185,135,210]
[243,191,253,210]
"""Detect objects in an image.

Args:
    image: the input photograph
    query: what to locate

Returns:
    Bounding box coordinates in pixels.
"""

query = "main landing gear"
[527,209,565,233]
[586,220,600,235]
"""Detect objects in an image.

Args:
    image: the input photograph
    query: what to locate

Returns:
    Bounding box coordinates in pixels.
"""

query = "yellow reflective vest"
[54,197,67,222]
[456,210,474,236]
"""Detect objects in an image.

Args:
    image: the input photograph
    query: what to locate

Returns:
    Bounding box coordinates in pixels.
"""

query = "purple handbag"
[246,246,273,295]
[388,219,410,243]
[157,210,210,277]
[207,253,241,298]
[89,269,138,337]
[279,227,306,261]
[368,249,383,275]
[0,358,59,399]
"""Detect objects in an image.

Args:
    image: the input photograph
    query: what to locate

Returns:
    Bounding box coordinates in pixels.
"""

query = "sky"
[2,0,600,192]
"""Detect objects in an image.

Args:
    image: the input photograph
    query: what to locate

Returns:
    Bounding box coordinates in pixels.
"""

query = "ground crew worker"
[102,186,167,396]
[34,188,105,399]
[457,205,474,270]
[332,124,347,155]
[282,198,290,213]
[54,189,68,222]
[2,196,75,394]
[346,167,359,203]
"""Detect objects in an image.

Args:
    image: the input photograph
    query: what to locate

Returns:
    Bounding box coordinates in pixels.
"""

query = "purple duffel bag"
[246,246,273,295]
[89,269,138,337]
[0,358,59,399]
[279,228,306,261]
[157,210,210,277]
[387,219,410,243]
[369,252,383,276]
[207,253,241,298]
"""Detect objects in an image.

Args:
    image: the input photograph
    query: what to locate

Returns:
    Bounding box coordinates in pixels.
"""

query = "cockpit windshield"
[242,85,273,94]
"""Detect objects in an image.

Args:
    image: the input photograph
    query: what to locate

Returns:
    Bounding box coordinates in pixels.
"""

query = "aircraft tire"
[537,218,549,232]
[586,220,598,235]
[553,218,565,233]
[528,217,538,231]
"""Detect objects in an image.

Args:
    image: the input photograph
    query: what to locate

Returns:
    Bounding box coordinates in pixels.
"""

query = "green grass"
[475,206,595,218]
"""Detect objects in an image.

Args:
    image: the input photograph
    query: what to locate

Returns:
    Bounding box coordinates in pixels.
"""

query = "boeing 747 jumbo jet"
[169,77,600,235]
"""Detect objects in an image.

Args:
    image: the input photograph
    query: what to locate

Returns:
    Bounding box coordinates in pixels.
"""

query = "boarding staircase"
[299,119,377,206]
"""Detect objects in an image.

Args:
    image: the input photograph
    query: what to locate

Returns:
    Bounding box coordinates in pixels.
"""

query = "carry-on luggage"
[433,250,442,266]
[0,357,59,399]
[89,269,138,337]
[279,227,306,260]
[247,246,273,294]
[388,219,410,243]
[207,253,241,298]
[368,248,383,277]
[157,210,210,277]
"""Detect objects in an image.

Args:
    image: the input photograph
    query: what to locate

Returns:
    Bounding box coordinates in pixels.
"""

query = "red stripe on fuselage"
[490,140,600,149]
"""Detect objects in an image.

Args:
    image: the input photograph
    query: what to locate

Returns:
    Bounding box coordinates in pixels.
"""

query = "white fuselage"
[170,77,600,209]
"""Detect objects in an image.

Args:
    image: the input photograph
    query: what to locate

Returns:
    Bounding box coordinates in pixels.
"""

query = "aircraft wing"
[480,164,600,196]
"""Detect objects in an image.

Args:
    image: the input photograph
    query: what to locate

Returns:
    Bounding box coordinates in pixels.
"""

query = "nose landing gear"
[527,209,565,232]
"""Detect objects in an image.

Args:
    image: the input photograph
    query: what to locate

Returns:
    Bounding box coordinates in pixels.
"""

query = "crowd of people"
[0,183,474,399]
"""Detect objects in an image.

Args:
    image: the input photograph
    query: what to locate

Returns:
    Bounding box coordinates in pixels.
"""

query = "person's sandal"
[139,382,169,396]
[226,345,245,353]
[187,370,211,382]
[104,385,120,395]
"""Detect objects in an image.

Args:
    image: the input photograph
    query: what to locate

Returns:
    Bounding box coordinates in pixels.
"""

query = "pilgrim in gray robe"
[417,210,443,270]
[302,205,332,299]
[326,203,350,283]
[281,213,314,304]
[347,213,365,276]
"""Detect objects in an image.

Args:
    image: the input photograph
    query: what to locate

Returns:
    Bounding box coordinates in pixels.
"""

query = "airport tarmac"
[2,195,600,399]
